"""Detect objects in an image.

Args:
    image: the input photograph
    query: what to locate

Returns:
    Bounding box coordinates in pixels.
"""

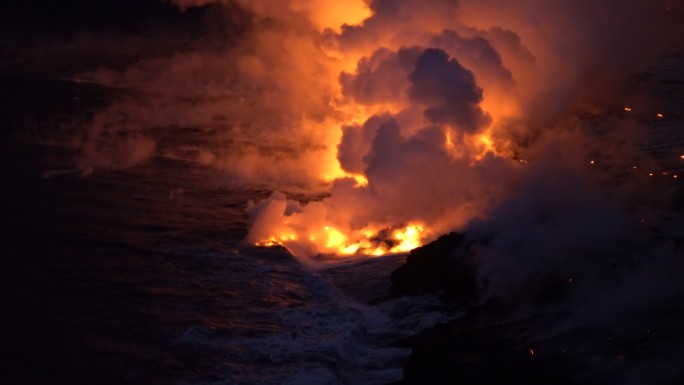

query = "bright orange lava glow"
[258,223,427,257]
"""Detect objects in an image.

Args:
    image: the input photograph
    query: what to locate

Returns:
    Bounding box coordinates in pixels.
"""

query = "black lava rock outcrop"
[389,232,478,305]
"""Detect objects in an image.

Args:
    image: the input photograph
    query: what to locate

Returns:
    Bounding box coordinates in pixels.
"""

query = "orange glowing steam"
[290,0,370,32]
[245,0,639,260]
[246,1,521,258]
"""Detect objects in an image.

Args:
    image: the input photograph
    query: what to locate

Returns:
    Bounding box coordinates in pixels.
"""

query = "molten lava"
[257,223,427,257]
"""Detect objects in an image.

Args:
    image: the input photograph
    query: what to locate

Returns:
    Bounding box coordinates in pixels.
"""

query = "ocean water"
[2,132,456,385]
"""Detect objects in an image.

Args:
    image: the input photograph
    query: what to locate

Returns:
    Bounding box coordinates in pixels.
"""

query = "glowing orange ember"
[657,113,664,118]
[624,107,632,112]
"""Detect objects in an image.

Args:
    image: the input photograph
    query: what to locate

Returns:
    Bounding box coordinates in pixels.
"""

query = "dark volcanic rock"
[398,310,684,385]
[390,232,684,385]
[400,319,581,385]
[389,232,478,304]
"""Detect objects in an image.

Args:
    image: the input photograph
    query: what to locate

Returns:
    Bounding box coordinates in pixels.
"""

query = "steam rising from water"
[238,0,665,261]
[62,0,674,263]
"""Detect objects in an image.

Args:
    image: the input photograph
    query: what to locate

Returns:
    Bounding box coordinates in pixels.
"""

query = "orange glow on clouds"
[237,0,661,260]
[290,0,370,32]
[246,0,520,258]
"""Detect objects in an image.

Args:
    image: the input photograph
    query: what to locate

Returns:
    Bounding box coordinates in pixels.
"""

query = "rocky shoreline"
[386,230,684,385]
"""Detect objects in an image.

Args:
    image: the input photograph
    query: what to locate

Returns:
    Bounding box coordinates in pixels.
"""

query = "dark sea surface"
[1,127,454,385]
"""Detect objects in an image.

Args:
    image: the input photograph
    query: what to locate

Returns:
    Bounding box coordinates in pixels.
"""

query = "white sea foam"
[180,252,457,385]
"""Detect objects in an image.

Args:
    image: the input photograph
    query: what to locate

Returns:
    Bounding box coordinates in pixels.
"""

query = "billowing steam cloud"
[59,0,672,264]
[239,0,666,262]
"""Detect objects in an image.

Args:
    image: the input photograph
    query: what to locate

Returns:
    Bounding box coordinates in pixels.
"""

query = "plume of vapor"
[48,0,677,276]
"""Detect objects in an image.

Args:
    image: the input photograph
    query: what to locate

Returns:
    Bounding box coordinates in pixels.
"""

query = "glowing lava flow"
[256,223,427,257]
